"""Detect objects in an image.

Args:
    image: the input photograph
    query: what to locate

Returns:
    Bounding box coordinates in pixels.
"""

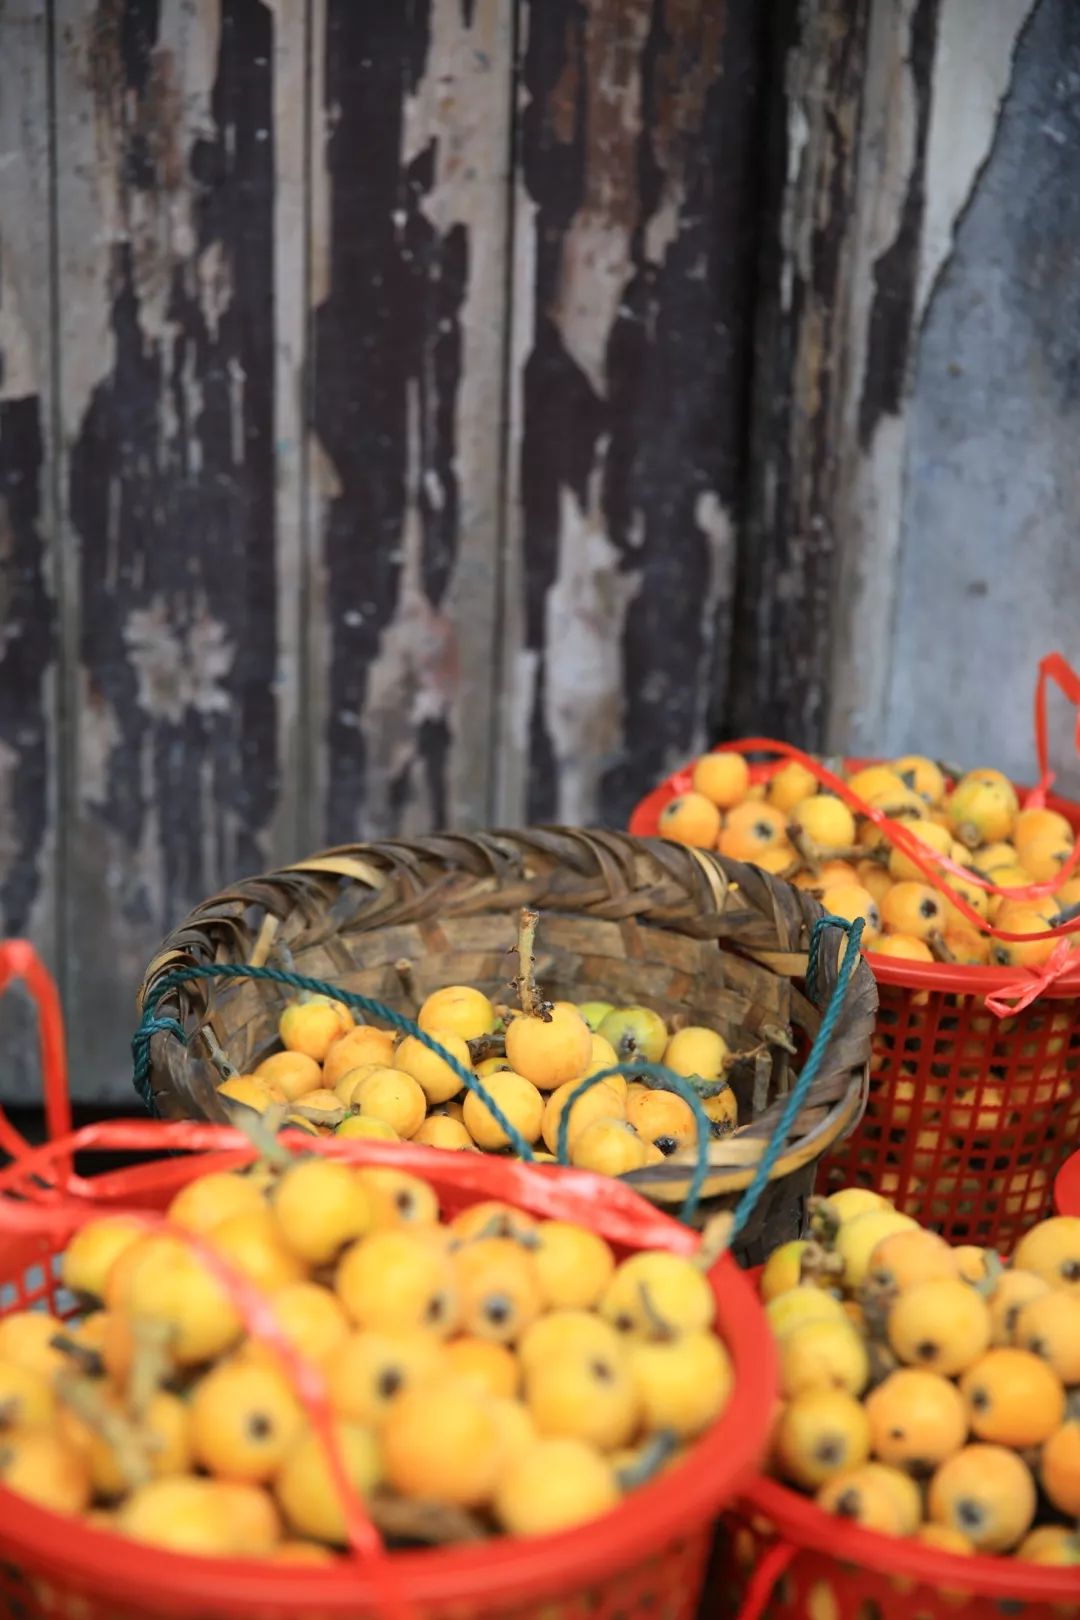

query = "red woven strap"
[732,1539,796,1620]
[1028,651,1080,807]
[715,738,1080,941]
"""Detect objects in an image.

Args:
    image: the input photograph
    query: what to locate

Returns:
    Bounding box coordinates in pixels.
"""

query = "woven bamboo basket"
[136,828,877,1263]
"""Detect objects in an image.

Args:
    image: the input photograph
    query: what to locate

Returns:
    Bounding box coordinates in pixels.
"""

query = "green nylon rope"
[132,913,862,1232]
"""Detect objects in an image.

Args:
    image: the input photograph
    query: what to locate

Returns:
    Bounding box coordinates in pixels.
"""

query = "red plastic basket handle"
[1028,651,1080,807]
[0,940,72,1171]
[732,1538,796,1620]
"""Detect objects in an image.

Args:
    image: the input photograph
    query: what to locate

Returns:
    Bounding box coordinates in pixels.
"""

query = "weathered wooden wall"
[742,0,1080,785]
[0,0,766,1101]
[2,0,1077,1102]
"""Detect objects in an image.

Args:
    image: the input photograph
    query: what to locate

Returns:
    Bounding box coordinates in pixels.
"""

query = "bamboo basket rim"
[136,827,877,1206]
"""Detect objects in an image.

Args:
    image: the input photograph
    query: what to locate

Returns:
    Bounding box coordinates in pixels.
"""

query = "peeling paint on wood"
[498,0,764,828]
[308,0,514,844]
[56,0,287,1098]
[882,0,1080,790]
[824,0,1039,754]
[728,0,871,750]
[0,0,59,1099]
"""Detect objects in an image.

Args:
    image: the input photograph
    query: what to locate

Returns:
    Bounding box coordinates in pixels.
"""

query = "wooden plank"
[727,0,872,750]
[54,0,306,1100]
[732,0,1038,757]
[827,0,1042,760]
[496,0,765,830]
[0,0,60,1101]
[306,0,515,843]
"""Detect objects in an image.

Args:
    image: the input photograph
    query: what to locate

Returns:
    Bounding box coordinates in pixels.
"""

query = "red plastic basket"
[629,657,1080,1247]
[1056,1147,1080,1215]
[717,1474,1079,1620]
[0,941,777,1620]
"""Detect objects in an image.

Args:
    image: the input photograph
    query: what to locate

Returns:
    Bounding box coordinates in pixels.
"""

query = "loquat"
[441,1336,520,1400]
[928,1443,1035,1553]
[381,1383,502,1507]
[336,1230,458,1339]
[61,1216,148,1304]
[779,1318,869,1399]
[322,1027,396,1089]
[418,985,496,1043]
[253,1050,323,1102]
[892,755,946,807]
[531,1221,615,1311]
[768,760,820,813]
[525,1344,640,1452]
[1041,1419,1080,1519]
[190,1358,304,1483]
[117,1476,237,1556]
[773,1388,871,1491]
[886,1277,991,1376]
[518,1310,622,1378]
[960,1346,1065,1447]
[494,1437,618,1537]
[412,1114,472,1151]
[326,1329,442,1426]
[600,1251,715,1338]
[1012,1215,1080,1294]
[350,1068,427,1139]
[789,795,856,854]
[354,1168,439,1230]
[209,1205,306,1294]
[691,751,750,809]
[453,1237,543,1345]
[505,1004,593,1091]
[625,1330,732,1438]
[815,1468,903,1535]
[718,802,788,861]
[864,1369,968,1472]
[395,1029,472,1106]
[279,995,353,1064]
[463,1070,544,1150]
[658,792,721,848]
[274,1420,381,1543]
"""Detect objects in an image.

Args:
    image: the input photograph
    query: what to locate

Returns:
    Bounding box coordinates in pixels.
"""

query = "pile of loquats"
[215,910,739,1177]
[0,1163,735,1558]
[761,1186,1080,1565]
[658,751,1080,969]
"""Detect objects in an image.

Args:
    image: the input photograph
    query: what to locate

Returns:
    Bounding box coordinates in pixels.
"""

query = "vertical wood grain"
[307,0,515,843]
[53,0,304,1099]
[497,0,765,829]
[0,0,60,1097]
[727,0,871,749]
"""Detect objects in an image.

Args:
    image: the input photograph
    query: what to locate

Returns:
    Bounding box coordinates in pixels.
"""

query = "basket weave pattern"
[138,829,877,1260]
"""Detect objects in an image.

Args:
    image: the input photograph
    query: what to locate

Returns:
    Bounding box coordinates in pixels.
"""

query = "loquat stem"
[394,958,418,1014]
[787,826,821,875]
[928,929,955,964]
[201,1025,239,1082]
[511,908,552,1021]
[289,1099,347,1129]
[637,1281,675,1339]
[368,1490,491,1545]
[693,1210,735,1272]
[615,1429,678,1491]
[219,1096,294,1170]
[57,1373,152,1489]
[798,1241,844,1288]
[127,1320,175,1420]
[467,1031,506,1064]
[49,1332,104,1379]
